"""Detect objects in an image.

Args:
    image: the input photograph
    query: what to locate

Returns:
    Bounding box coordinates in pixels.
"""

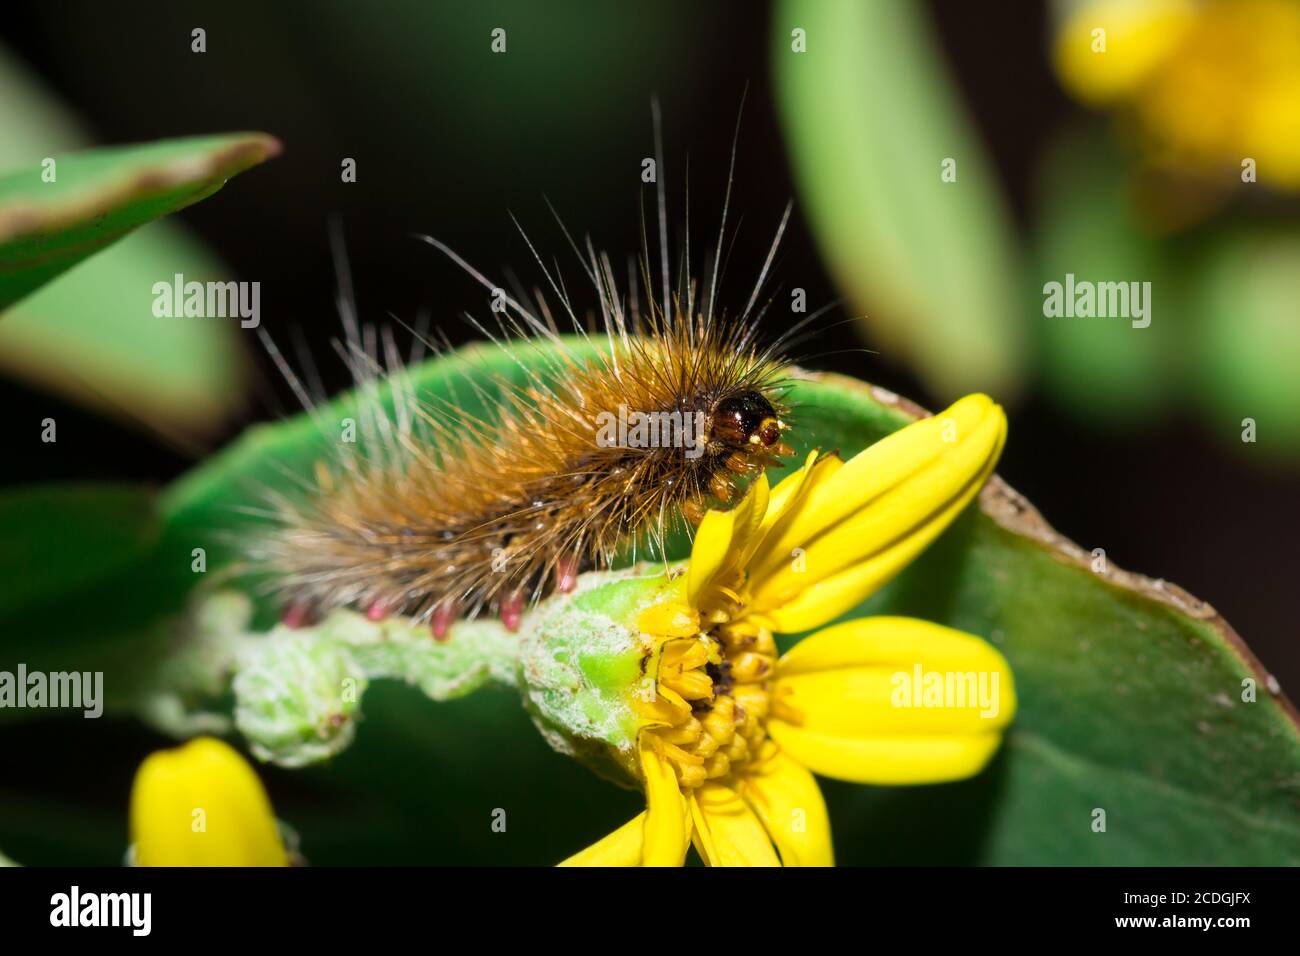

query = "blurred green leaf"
[5,338,1296,863]
[0,483,184,722]
[0,41,83,173]
[0,483,159,618]
[0,40,272,435]
[1033,124,1178,426]
[0,224,254,437]
[1193,229,1300,454]
[772,0,1026,400]
[0,133,280,312]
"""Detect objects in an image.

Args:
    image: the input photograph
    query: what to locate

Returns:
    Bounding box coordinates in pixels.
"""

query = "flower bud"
[517,567,688,785]
[233,631,367,768]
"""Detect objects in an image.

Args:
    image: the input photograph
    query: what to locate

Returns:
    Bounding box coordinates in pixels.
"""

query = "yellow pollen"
[644,623,777,792]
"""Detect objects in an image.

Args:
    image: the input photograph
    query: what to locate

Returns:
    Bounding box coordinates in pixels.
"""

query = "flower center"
[644,618,777,790]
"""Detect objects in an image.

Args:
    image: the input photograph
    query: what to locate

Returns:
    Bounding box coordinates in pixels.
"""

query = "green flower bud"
[517,566,687,786]
[233,630,367,768]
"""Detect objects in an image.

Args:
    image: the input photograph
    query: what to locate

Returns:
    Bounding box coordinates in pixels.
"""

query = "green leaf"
[772,0,1027,400]
[0,133,280,312]
[4,338,1297,864]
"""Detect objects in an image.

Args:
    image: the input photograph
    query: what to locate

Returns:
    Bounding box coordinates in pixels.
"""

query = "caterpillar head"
[699,388,792,511]
[711,390,783,451]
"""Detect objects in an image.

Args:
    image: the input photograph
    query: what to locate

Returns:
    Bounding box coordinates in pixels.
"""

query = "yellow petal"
[761,559,885,634]
[687,472,770,606]
[740,452,844,597]
[640,739,690,866]
[689,784,781,867]
[762,451,820,528]
[559,812,646,866]
[768,725,1003,785]
[739,742,834,866]
[129,737,287,867]
[754,395,996,571]
[731,469,770,558]
[752,396,1006,627]
[768,617,1015,785]
[758,439,997,635]
[687,504,739,605]
[1053,0,1195,106]
[740,451,822,564]
[683,452,821,614]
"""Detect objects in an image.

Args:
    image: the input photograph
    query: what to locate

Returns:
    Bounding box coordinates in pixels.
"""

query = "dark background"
[1,0,1296,862]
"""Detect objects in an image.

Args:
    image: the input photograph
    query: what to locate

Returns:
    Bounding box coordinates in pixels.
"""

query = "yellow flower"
[562,393,1014,866]
[129,736,288,866]
[1054,0,1300,190]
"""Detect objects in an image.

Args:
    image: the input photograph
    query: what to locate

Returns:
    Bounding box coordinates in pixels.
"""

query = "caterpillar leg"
[500,590,525,633]
[555,557,579,594]
[282,601,314,629]
[431,601,457,642]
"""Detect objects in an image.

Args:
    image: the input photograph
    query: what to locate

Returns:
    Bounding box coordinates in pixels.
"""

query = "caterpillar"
[252,114,811,638]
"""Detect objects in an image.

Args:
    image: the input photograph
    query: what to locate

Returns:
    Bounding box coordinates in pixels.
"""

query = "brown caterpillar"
[254,114,811,637]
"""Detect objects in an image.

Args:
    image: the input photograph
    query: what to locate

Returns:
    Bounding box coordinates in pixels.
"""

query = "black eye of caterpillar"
[713,391,781,447]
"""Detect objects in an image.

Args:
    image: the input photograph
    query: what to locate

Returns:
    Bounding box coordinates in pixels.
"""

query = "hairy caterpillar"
[253,114,812,637]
